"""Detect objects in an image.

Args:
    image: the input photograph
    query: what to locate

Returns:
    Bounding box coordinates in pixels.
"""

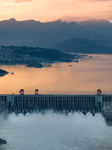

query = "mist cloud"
[0,112,110,150]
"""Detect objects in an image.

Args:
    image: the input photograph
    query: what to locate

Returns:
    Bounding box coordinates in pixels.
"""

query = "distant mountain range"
[0,18,112,53]
[52,19,112,53]
[78,19,112,41]
[52,37,112,54]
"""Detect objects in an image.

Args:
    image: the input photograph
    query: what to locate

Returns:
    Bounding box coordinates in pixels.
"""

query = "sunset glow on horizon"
[0,0,112,22]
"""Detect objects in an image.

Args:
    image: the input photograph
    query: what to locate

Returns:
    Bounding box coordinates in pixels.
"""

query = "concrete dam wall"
[0,93,112,120]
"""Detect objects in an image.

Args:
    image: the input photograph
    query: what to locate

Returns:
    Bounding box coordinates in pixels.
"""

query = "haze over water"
[0,54,112,149]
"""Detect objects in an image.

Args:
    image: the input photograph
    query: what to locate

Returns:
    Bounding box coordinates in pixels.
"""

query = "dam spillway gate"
[0,93,111,118]
[11,95,98,114]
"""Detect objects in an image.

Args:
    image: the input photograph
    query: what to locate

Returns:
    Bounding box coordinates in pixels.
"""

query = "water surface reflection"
[0,54,112,94]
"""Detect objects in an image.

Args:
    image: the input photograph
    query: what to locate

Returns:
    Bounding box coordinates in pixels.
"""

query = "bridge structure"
[0,89,112,121]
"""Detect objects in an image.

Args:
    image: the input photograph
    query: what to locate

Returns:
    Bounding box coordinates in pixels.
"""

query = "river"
[0,54,112,150]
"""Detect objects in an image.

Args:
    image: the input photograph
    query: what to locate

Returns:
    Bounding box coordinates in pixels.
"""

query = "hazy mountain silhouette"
[0,18,108,48]
[52,37,112,54]
[52,19,112,53]
[78,19,112,41]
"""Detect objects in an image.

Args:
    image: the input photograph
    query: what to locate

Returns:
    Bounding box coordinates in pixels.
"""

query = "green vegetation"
[0,46,81,68]
[26,61,43,68]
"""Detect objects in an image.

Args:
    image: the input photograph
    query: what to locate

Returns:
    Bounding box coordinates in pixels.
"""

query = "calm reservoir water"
[0,54,112,150]
[0,54,112,95]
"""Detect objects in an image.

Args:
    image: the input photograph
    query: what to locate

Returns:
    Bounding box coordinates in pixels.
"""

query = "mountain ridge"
[52,37,112,54]
[0,18,109,48]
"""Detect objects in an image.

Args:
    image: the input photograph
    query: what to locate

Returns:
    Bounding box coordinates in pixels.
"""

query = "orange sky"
[0,0,112,22]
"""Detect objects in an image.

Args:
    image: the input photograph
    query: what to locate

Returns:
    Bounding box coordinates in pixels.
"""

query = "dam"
[0,89,112,121]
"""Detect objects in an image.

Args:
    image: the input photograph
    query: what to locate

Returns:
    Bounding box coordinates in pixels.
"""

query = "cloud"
[86,0,112,1]
[15,0,35,3]
[95,9,112,14]
[0,0,35,3]
[0,0,14,3]
[61,16,95,22]
[1,0,112,4]
[106,5,112,7]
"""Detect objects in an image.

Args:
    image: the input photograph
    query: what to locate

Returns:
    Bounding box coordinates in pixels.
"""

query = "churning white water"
[0,112,112,150]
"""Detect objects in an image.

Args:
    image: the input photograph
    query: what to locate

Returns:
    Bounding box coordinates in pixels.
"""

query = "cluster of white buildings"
[0,47,48,63]
[0,47,15,61]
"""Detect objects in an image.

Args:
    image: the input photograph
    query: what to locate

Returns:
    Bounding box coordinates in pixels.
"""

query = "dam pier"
[0,89,112,121]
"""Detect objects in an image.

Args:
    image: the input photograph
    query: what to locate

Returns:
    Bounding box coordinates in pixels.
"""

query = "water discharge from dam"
[0,54,112,150]
[0,112,112,150]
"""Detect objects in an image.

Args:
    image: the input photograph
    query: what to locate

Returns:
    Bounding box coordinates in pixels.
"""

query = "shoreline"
[0,69,8,77]
[0,138,7,145]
